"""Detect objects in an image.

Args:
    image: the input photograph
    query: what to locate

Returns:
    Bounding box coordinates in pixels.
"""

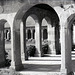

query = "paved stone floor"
[19,57,60,75]
[18,57,75,75]
[4,42,75,75]
[1,55,75,75]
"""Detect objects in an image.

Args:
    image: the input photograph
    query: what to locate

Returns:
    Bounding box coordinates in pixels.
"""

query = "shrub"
[26,45,36,57]
[4,51,11,67]
[42,44,48,54]
[5,59,11,67]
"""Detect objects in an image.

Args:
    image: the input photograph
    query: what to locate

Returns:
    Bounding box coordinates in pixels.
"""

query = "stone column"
[4,30,6,40]
[47,24,56,54]
[20,22,25,61]
[0,25,6,67]
[55,26,60,54]
[60,25,73,75]
[26,29,28,40]
[10,21,23,71]
[23,22,28,60]
[73,25,75,45]
[35,22,42,57]
[9,30,11,41]
[42,29,43,41]
[31,29,33,40]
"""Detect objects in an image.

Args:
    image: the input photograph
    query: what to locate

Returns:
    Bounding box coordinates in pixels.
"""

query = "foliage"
[5,51,11,67]
[42,44,48,54]
[26,45,36,57]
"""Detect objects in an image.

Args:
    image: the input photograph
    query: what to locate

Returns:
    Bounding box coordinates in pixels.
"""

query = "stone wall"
[0,0,74,14]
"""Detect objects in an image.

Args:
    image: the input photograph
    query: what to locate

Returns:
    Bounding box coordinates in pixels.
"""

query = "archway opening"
[41,17,60,56]
[4,22,11,62]
[26,16,35,45]
[0,19,11,68]
[27,29,31,39]
[43,29,47,40]
[41,18,48,55]
[25,15,40,58]
[71,20,75,51]
[60,14,75,74]
[12,3,60,71]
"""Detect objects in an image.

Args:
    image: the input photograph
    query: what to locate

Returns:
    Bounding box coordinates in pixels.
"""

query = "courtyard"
[0,41,75,75]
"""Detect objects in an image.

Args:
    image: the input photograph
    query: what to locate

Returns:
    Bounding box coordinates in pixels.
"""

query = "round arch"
[67,13,75,51]
[60,13,75,75]
[0,19,11,68]
[67,13,75,28]
[12,3,59,71]
[41,17,60,54]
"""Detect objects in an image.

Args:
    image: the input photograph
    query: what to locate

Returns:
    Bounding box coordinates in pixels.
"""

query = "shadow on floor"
[22,64,60,72]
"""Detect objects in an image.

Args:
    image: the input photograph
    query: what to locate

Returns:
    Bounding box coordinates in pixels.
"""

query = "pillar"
[35,22,42,57]
[23,22,28,60]
[60,25,73,75]
[42,29,43,41]
[31,29,33,39]
[0,25,6,67]
[47,24,56,54]
[10,21,23,71]
[4,29,6,40]
[73,25,75,44]
[8,29,11,41]
[55,25,60,54]
[26,29,28,40]
[20,22,25,61]
[5,30,8,41]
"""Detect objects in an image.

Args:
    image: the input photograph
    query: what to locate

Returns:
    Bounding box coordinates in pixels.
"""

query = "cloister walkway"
[1,52,75,75]
[17,52,75,75]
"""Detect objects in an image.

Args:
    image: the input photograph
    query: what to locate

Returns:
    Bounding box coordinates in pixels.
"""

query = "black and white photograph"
[0,0,75,75]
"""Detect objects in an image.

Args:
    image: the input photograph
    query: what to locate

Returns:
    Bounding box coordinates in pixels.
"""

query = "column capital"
[60,25,67,29]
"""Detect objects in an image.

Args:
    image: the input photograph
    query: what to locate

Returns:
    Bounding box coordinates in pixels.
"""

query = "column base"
[35,53,41,57]
[51,50,56,55]
[21,53,25,61]
[10,63,24,71]
[21,56,25,61]
[25,53,28,60]
[48,44,56,55]
[60,69,74,75]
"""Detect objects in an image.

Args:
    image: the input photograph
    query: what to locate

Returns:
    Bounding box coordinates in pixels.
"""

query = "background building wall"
[0,0,74,14]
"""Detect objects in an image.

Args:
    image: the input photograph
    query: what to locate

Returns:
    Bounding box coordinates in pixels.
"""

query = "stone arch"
[67,13,75,51]
[67,13,75,28]
[26,14,41,57]
[71,21,75,50]
[41,17,60,54]
[11,14,40,70]
[0,19,11,67]
[60,13,75,75]
[12,3,59,71]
